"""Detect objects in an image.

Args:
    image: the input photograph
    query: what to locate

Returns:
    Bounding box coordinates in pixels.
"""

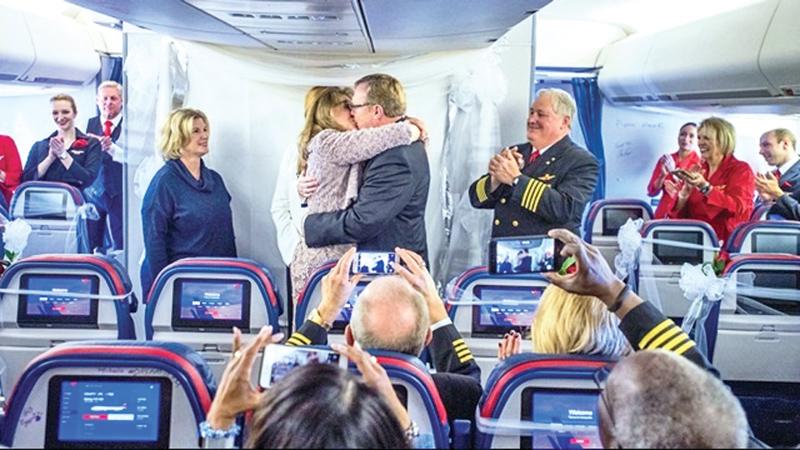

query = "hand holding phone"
[350,251,396,275]
[489,235,564,275]
[670,169,691,180]
[259,345,347,389]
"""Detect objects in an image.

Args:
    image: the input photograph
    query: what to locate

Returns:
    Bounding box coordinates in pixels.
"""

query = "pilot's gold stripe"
[645,326,682,350]
[531,181,549,212]
[639,319,673,349]
[452,338,465,346]
[521,180,534,209]
[456,348,472,358]
[664,334,691,352]
[453,343,468,352]
[674,340,696,356]
[528,181,545,211]
[476,176,488,203]
[290,333,311,345]
[286,338,303,347]
[459,354,474,363]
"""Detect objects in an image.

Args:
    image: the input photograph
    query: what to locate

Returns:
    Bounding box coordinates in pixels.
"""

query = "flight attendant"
[647,122,701,218]
[0,135,23,206]
[664,117,754,245]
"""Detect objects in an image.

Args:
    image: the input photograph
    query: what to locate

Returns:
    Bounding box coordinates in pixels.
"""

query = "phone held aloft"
[488,235,564,275]
[259,344,347,389]
[350,251,396,275]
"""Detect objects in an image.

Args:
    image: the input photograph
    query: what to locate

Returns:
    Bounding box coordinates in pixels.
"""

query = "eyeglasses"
[347,102,374,110]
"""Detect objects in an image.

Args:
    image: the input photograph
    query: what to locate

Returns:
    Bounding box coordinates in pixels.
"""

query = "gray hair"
[606,350,748,448]
[97,80,123,99]
[536,88,576,126]
[350,276,429,356]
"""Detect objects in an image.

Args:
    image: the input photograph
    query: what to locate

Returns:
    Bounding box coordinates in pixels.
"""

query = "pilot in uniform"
[469,136,599,237]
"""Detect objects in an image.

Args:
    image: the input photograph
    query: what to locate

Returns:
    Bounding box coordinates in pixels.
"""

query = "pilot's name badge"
[538,174,556,182]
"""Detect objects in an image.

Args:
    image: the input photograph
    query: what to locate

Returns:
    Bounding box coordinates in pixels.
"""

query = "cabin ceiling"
[66,0,550,55]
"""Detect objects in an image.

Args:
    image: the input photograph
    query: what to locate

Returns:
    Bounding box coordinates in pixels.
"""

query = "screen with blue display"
[46,376,171,449]
[471,285,543,336]
[521,389,601,449]
[172,278,251,330]
[17,274,99,327]
[333,284,366,331]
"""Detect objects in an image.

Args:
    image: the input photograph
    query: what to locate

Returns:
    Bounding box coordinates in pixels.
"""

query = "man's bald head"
[348,276,430,356]
[601,350,748,449]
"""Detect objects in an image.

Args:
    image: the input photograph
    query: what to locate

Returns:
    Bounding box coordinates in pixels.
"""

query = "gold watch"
[309,308,333,331]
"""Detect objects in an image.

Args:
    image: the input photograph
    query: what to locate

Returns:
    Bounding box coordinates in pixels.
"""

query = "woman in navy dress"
[22,94,102,190]
[141,108,236,295]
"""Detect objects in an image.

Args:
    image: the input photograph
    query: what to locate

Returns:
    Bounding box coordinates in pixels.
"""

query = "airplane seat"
[583,198,654,268]
[0,202,9,257]
[749,203,772,221]
[144,257,282,381]
[475,353,615,449]
[353,350,451,449]
[0,253,136,392]
[446,266,549,383]
[293,260,374,345]
[0,340,215,448]
[638,219,720,319]
[724,220,800,256]
[10,181,93,256]
[715,254,800,447]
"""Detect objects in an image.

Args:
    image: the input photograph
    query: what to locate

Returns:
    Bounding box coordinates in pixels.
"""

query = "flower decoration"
[3,218,32,264]
[72,138,89,149]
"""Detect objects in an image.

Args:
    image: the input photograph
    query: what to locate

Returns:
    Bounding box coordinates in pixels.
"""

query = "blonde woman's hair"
[159,108,209,161]
[531,285,631,357]
[296,86,353,175]
[50,94,77,115]
[699,117,736,155]
[355,73,406,118]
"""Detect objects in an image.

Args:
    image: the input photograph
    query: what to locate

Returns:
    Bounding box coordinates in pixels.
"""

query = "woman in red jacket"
[0,135,23,206]
[664,117,755,245]
[647,122,701,219]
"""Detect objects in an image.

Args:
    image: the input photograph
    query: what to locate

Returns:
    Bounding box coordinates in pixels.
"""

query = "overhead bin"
[0,5,100,87]
[598,0,799,106]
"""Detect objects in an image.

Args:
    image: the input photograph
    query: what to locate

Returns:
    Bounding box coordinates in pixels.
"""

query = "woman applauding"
[647,122,701,218]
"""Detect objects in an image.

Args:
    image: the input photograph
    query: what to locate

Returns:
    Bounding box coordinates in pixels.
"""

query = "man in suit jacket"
[756,128,800,221]
[86,81,125,251]
[469,89,599,237]
[304,74,430,261]
[287,248,482,428]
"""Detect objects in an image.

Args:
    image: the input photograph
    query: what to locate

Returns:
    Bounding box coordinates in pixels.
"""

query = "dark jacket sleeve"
[428,323,481,382]
[286,320,328,346]
[619,301,719,377]
[509,150,599,223]
[468,174,504,209]
[772,192,800,221]
[304,147,417,248]
[22,142,45,182]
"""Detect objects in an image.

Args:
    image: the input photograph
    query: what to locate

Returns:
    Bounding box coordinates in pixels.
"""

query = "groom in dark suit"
[756,128,800,221]
[86,81,124,251]
[304,74,430,261]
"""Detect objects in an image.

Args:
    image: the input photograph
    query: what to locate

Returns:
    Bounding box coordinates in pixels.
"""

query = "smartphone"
[488,235,564,275]
[671,169,691,180]
[259,345,347,388]
[350,251,396,275]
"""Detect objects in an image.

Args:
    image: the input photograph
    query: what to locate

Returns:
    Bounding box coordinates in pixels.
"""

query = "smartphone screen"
[259,345,348,389]
[350,251,396,275]
[488,235,564,275]
[671,169,690,179]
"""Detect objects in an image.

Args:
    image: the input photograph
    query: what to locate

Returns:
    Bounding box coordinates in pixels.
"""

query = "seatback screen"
[45,376,172,449]
[602,208,643,236]
[471,285,544,336]
[752,233,800,255]
[17,274,99,327]
[171,278,251,331]
[333,284,366,331]
[521,388,601,449]
[653,230,704,265]
[23,190,68,220]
